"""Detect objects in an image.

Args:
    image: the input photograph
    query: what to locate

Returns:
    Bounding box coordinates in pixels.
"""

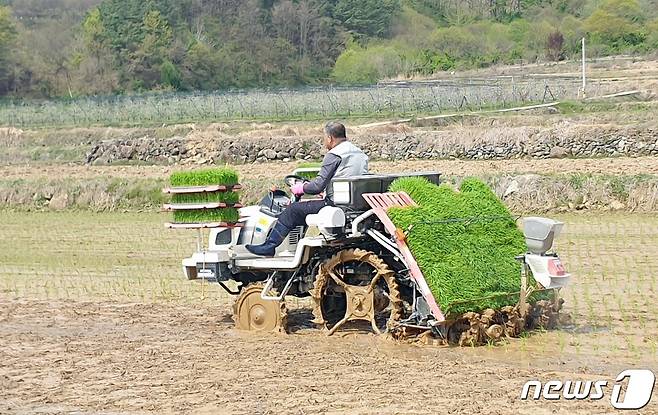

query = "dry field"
[1,211,657,414]
[3,156,658,182]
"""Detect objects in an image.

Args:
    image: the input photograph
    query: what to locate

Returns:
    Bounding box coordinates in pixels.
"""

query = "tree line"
[0,0,656,97]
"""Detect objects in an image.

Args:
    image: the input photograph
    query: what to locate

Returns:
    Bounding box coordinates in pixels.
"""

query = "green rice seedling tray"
[172,207,240,224]
[169,168,239,187]
[388,177,528,314]
[293,162,321,180]
[170,191,240,204]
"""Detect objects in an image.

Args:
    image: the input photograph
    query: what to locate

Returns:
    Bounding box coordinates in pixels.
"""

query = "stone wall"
[86,123,658,165]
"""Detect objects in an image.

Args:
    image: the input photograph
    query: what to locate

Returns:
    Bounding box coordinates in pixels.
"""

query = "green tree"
[584,0,645,51]
[0,5,16,94]
[333,0,401,39]
[160,60,181,88]
[648,18,658,49]
[132,10,174,89]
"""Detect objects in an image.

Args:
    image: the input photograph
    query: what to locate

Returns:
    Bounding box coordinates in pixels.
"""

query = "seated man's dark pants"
[277,199,329,228]
[245,199,329,256]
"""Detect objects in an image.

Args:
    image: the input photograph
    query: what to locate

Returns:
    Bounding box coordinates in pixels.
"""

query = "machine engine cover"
[306,206,346,236]
[525,254,571,289]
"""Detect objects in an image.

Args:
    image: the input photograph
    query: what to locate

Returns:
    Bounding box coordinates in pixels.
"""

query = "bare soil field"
[1,211,657,414]
[3,156,658,182]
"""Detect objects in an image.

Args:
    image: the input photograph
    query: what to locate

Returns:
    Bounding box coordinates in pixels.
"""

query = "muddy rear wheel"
[311,249,403,335]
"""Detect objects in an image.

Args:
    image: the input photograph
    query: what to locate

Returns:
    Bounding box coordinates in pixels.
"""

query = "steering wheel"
[284,174,309,203]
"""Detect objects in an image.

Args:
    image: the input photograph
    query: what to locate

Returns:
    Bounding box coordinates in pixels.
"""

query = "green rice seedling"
[387,177,533,314]
[172,208,239,224]
[520,336,528,352]
[557,332,567,353]
[170,168,239,187]
[171,191,240,205]
[294,162,321,180]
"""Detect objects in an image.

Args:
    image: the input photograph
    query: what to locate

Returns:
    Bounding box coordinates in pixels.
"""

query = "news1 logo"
[520,369,656,409]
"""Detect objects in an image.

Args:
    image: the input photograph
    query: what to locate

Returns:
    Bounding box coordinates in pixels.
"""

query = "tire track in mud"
[1,298,646,414]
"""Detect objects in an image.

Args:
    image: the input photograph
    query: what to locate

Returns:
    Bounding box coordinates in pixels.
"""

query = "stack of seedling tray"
[163,168,244,229]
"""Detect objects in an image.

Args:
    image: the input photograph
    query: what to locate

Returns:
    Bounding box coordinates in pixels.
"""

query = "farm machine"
[164,170,572,345]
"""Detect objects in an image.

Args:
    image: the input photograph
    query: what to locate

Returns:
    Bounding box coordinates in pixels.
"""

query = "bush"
[387,177,528,314]
[332,44,403,84]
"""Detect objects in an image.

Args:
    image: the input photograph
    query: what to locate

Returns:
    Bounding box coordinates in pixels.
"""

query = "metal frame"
[362,192,446,323]
[260,270,298,301]
[165,222,245,229]
[163,202,243,211]
[163,184,242,194]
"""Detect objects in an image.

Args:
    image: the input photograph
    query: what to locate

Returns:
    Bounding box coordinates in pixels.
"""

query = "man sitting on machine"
[246,122,369,256]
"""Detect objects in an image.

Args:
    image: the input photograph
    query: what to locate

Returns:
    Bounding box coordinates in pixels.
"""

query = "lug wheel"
[233,283,287,332]
[311,249,403,335]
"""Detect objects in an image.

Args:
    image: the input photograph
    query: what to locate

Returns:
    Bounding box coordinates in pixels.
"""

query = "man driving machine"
[246,122,369,256]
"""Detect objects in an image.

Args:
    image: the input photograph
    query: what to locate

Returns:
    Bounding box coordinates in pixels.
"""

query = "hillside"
[0,0,657,97]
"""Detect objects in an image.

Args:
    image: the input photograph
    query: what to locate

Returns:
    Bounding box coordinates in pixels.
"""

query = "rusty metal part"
[500,305,523,337]
[447,305,525,345]
[529,298,561,330]
[486,324,504,340]
[233,283,287,333]
[311,249,403,336]
[458,312,483,346]
[394,294,566,346]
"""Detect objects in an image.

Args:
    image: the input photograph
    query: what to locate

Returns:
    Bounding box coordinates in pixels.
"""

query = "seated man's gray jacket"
[302,140,369,202]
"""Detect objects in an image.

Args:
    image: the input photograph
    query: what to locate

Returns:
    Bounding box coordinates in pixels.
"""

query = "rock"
[610,200,625,210]
[264,149,277,160]
[549,146,570,159]
[49,192,69,210]
[503,180,519,198]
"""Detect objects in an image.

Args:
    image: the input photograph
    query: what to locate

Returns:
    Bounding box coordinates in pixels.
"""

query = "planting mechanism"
[165,170,572,344]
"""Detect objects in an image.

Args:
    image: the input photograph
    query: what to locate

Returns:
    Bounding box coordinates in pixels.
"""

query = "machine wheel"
[232,283,287,333]
[311,249,403,335]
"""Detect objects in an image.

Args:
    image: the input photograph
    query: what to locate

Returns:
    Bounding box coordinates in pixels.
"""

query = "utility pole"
[581,37,586,98]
